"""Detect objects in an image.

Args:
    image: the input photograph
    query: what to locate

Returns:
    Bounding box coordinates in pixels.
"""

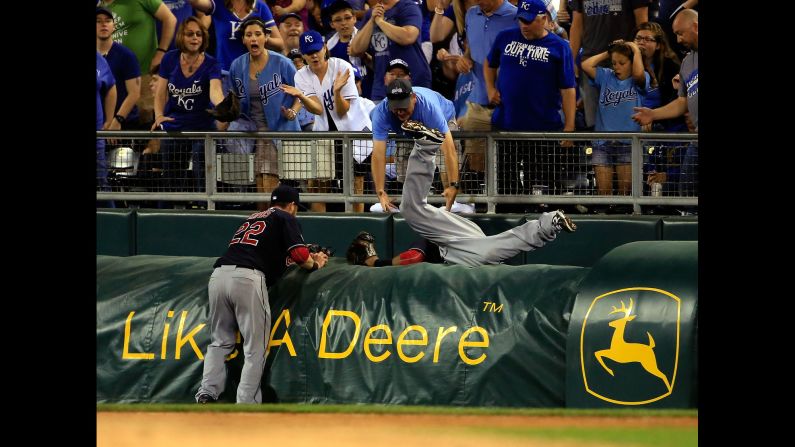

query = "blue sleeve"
[120,46,141,79]
[256,0,276,28]
[399,1,423,30]
[208,58,222,80]
[371,103,391,141]
[591,67,609,88]
[558,43,576,89]
[487,31,506,68]
[418,95,448,133]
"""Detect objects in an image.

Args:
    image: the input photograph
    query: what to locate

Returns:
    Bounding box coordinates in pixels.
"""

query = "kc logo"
[304,34,314,43]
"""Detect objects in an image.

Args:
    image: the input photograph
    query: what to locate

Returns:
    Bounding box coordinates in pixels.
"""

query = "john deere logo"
[580,287,680,405]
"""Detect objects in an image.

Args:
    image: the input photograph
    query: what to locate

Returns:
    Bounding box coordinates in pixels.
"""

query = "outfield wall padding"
[97,241,697,407]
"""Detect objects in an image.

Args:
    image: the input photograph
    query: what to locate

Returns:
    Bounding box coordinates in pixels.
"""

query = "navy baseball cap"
[386,78,413,111]
[96,6,113,18]
[299,30,325,54]
[279,12,303,24]
[287,48,304,60]
[271,185,300,204]
[516,0,547,22]
[387,58,410,74]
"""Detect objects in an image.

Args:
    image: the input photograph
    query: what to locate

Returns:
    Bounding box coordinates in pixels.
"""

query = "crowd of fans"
[97,0,698,214]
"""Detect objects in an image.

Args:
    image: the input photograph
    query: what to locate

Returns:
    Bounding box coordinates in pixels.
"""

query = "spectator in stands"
[151,16,225,205]
[542,0,568,39]
[278,12,305,55]
[160,0,198,51]
[484,0,576,196]
[455,0,517,193]
[286,49,316,130]
[281,31,374,212]
[350,0,432,102]
[569,0,649,130]
[581,40,649,196]
[189,0,285,91]
[97,51,117,208]
[633,21,684,198]
[633,9,698,201]
[97,7,142,137]
[227,17,302,211]
[324,1,370,88]
[100,0,177,127]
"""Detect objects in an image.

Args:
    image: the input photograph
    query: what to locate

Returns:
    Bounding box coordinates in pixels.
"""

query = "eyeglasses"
[184,31,202,37]
[332,15,355,24]
[634,36,657,43]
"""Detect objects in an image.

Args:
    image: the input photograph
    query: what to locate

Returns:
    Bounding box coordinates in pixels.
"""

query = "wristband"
[114,114,126,124]
[449,181,460,190]
[434,7,445,15]
[156,48,167,53]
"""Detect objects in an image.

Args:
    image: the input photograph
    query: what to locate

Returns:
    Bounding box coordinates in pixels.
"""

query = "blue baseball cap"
[516,0,547,22]
[299,30,325,54]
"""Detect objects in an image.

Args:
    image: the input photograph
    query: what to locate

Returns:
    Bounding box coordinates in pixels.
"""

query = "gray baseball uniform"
[401,139,561,267]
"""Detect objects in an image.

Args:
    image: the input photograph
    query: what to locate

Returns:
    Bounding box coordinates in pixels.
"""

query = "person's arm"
[267,26,285,52]
[188,0,213,14]
[430,11,454,43]
[350,12,376,56]
[580,50,607,80]
[455,45,473,73]
[110,76,141,130]
[374,18,419,46]
[151,4,177,70]
[281,84,324,115]
[290,245,328,270]
[333,69,352,116]
[483,61,500,107]
[275,0,306,15]
[371,139,395,212]
[151,75,174,130]
[682,0,698,9]
[628,41,645,87]
[632,96,688,125]
[102,85,117,130]
[633,6,649,26]
[560,87,576,147]
[569,10,583,74]
[209,78,225,105]
[440,130,459,211]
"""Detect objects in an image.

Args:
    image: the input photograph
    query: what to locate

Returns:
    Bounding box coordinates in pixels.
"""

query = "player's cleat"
[551,210,576,233]
[196,393,217,404]
[401,120,445,144]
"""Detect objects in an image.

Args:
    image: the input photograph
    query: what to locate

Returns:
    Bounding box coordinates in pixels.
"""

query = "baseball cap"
[299,30,325,54]
[516,0,547,22]
[279,12,302,24]
[386,78,413,111]
[96,6,113,19]
[287,48,304,60]
[387,58,410,74]
[270,185,300,204]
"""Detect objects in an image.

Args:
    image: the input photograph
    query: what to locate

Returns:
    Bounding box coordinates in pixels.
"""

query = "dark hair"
[175,16,209,53]
[634,21,680,89]
[237,17,270,40]
[607,41,634,62]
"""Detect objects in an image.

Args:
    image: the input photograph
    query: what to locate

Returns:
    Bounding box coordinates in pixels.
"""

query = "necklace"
[250,55,267,77]
[182,52,202,74]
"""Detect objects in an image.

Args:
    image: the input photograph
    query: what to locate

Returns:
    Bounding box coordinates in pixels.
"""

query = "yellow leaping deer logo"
[594,298,671,392]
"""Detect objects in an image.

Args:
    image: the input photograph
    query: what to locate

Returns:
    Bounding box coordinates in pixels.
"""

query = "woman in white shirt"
[281,30,373,212]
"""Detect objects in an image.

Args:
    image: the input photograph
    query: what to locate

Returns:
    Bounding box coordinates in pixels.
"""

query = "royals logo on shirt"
[600,86,637,107]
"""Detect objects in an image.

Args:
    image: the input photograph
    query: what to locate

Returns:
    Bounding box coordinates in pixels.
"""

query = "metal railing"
[97,130,698,214]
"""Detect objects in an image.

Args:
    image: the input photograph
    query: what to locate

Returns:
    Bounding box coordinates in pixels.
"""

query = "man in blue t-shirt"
[349,0,431,101]
[484,0,576,194]
[370,78,577,266]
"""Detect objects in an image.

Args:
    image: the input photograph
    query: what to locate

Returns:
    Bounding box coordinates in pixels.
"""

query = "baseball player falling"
[368,78,577,267]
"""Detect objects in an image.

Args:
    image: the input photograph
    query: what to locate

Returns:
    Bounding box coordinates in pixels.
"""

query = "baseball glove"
[207,90,241,122]
[308,243,334,257]
[346,231,377,265]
